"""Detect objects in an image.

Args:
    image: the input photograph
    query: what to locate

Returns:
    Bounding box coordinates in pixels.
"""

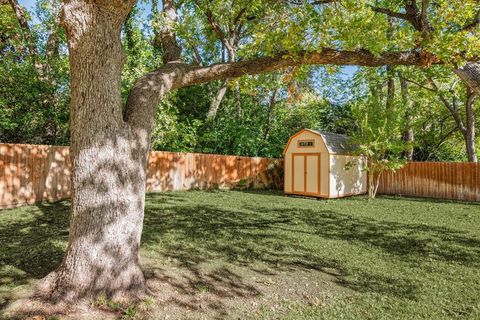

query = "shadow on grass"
[142,192,480,302]
[1,191,480,317]
[0,201,70,309]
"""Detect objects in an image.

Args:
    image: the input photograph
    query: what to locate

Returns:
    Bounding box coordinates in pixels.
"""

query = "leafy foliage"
[347,68,406,198]
[0,3,69,144]
[0,0,479,162]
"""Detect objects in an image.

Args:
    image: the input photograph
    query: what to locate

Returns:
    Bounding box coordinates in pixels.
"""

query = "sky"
[19,0,35,10]
[19,0,152,21]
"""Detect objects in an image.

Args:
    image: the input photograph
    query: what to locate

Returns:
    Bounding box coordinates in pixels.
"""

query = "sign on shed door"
[292,154,320,194]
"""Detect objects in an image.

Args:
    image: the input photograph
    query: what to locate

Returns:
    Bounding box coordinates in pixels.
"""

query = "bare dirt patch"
[141,259,349,319]
[1,259,349,319]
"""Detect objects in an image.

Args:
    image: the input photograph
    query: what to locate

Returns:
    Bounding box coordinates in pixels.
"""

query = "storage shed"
[283,129,367,198]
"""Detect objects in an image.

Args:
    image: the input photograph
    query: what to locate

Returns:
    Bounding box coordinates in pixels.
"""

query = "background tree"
[348,68,408,199]
[0,0,69,144]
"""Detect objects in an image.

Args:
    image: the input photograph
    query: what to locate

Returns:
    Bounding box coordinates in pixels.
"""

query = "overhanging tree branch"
[178,49,440,87]
[124,48,440,134]
[369,6,410,21]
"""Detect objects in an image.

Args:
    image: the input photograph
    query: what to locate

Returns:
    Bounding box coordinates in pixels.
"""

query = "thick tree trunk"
[38,0,147,301]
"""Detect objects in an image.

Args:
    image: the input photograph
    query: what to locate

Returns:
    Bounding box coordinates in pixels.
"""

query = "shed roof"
[311,130,357,154]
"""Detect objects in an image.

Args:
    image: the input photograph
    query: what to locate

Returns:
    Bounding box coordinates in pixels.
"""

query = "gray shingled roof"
[311,130,357,154]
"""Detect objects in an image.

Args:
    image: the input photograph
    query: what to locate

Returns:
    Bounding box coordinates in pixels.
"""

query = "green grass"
[1,190,480,319]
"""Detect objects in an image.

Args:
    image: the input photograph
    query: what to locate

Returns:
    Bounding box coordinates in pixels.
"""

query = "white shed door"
[292,154,320,194]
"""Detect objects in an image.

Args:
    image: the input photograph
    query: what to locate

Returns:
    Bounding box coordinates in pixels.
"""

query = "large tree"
[32,0,479,301]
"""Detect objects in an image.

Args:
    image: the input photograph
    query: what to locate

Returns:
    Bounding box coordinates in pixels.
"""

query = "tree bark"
[368,170,382,199]
[429,78,477,162]
[160,0,182,64]
[207,80,228,120]
[465,88,477,162]
[454,63,480,96]
[38,0,147,301]
[257,88,278,155]
[398,72,414,160]
[263,88,278,142]
[7,0,38,56]
[368,171,376,199]
[151,0,162,52]
[386,65,395,126]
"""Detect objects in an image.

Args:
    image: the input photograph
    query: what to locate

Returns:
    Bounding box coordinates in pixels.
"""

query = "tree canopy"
[1,0,479,161]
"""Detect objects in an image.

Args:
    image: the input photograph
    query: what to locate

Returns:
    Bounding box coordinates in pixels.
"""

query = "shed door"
[292,153,320,194]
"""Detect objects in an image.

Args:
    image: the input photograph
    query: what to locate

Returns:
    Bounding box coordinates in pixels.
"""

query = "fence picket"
[378,161,479,201]
[0,144,281,208]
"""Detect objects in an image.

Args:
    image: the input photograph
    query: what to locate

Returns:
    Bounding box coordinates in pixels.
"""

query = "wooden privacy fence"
[377,162,480,202]
[2,144,479,208]
[0,144,282,209]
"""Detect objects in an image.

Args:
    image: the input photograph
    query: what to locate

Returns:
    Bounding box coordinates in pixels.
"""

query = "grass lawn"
[1,190,480,319]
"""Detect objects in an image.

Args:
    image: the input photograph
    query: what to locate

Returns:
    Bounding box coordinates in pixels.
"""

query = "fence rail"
[377,162,480,202]
[0,144,281,209]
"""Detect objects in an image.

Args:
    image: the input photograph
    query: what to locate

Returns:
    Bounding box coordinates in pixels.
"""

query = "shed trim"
[283,129,356,155]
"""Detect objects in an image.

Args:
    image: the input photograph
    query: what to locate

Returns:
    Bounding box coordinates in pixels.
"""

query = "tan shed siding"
[284,155,292,192]
[320,153,329,196]
[329,155,367,197]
